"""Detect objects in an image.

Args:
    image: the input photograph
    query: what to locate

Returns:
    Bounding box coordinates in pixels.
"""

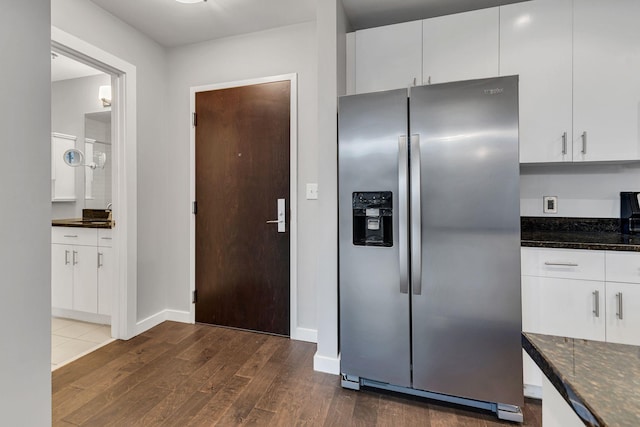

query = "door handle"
[266,198,286,233]
[592,290,600,318]
[581,131,587,154]
[616,292,624,320]
[561,132,567,155]
[398,136,409,294]
[64,250,70,265]
[72,250,78,265]
[98,252,104,268]
[410,134,422,296]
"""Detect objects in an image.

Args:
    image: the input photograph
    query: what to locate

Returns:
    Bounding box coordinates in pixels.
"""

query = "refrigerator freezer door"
[409,77,523,406]
[339,89,411,387]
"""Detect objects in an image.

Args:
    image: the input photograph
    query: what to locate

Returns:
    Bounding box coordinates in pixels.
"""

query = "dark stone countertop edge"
[521,238,640,252]
[52,219,114,229]
[522,333,605,427]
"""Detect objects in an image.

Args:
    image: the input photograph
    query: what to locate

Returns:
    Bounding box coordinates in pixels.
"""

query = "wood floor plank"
[52,321,542,427]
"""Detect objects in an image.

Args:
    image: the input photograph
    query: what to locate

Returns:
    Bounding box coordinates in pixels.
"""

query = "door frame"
[189,74,299,339]
[51,27,138,340]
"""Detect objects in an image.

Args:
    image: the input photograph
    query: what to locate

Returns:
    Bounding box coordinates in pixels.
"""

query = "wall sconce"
[99,85,112,107]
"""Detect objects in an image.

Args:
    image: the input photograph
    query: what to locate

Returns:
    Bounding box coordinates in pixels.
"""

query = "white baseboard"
[524,384,543,400]
[135,309,192,335]
[292,327,317,343]
[53,308,110,325]
[313,351,340,374]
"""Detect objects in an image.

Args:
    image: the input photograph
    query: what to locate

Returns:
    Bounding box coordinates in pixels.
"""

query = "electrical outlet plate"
[306,183,318,200]
[543,196,558,214]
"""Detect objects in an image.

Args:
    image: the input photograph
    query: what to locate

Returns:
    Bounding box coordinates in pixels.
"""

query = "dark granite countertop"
[523,332,640,427]
[521,217,640,252]
[52,218,114,229]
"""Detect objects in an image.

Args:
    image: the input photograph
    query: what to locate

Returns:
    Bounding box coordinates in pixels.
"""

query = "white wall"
[52,0,169,322]
[52,74,111,219]
[314,0,350,374]
[165,22,319,332]
[0,1,52,424]
[521,163,640,217]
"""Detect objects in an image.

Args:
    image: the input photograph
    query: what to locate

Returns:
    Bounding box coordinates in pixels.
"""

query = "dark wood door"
[195,81,290,336]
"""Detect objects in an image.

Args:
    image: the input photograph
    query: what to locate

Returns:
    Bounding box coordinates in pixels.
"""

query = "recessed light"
[175,0,206,3]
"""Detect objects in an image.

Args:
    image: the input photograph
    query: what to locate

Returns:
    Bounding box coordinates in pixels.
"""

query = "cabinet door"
[500,0,573,163]
[51,133,77,201]
[573,0,640,161]
[355,21,422,93]
[423,8,499,85]
[51,244,73,310]
[72,245,98,313]
[97,246,112,316]
[522,276,605,341]
[606,282,640,345]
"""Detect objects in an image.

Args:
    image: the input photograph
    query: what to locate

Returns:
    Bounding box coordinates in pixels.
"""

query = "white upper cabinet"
[500,0,573,163]
[423,8,499,85]
[355,21,422,94]
[572,0,640,162]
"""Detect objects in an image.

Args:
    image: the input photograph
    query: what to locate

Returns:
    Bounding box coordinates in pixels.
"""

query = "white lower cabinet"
[51,227,112,318]
[521,247,640,394]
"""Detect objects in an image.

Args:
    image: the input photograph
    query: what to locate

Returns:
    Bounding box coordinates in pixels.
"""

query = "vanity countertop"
[523,332,640,427]
[52,218,114,229]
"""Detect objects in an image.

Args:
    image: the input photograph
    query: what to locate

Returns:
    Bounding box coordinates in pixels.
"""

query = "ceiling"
[51,52,105,82]
[87,0,529,48]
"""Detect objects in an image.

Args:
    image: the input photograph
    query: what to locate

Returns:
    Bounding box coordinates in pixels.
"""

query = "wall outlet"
[543,196,558,214]
[306,183,318,200]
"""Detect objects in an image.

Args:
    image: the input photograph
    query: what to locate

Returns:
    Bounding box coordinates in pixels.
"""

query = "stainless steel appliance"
[621,192,640,234]
[338,76,523,422]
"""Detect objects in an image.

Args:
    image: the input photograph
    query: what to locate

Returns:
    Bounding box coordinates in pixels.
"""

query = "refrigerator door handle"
[410,134,422,295]
[398,136,409,294]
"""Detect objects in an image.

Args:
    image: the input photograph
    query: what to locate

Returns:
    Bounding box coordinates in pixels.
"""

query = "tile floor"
[51,317,114,371]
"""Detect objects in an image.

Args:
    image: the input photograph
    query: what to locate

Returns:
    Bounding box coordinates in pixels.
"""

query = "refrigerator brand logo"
[484,88,504,95]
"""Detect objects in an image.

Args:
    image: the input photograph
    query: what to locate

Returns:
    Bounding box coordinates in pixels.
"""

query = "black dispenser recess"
[352,191,393,247]
[621,191,640,234]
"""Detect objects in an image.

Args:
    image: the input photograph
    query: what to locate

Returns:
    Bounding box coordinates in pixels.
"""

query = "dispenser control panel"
[352,192,392,247]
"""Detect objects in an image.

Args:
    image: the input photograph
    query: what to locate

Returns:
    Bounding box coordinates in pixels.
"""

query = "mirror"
[84,111,112,209]
[63,148,84,166]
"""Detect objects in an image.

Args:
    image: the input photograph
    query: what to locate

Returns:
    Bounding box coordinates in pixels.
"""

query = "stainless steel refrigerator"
[338,76,523,422]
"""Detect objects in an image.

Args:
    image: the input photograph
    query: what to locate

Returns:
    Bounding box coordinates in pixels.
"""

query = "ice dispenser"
[352,192,392,247]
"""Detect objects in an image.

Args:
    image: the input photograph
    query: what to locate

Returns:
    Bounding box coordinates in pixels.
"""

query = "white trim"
[52,308,110,325]
[313,352,341,375]
[294,327,317,343]
[51,27,137,341]
[51,132,77,141]
[135,309,192,335]
[524,384,543,400]
[189,74,303,340]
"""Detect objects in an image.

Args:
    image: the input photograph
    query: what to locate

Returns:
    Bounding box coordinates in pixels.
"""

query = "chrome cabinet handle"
[100,237,112,240]
[72,250,78,265]
[64,234,78,238]
[616,292,624,320]
[544,262,578,267]
[592,290,600,317]
[398,136,409,294]
[410,134,422,296]
[266,198,286,233]
[581,131,587,154]
[98,252,103,268]
[561,132,567,155]
[64,250,70,265]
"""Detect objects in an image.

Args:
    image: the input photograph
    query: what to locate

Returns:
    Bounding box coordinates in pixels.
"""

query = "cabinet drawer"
[51,227,97,246]
[606,251,640,284]
[521,247,605,281]
[98,229,113,247]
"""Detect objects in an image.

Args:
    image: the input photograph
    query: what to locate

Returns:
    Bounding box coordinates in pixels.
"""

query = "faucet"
[106,202,112,211]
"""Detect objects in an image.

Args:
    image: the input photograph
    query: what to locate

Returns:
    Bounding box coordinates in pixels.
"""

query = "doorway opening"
[50,27,138,364]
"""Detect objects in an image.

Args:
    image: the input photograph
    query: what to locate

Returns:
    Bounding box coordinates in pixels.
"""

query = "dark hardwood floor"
[52,321,541,426]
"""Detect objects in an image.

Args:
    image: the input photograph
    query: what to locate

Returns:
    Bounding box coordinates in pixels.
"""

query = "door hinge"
[192,290,197,304]
[192,112,197,127]
[192,201,197,214]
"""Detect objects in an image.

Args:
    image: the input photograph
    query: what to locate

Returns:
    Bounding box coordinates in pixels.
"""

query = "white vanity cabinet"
[500,0,573,163]
[51,226,112,321]
[97,229,113,316]
[422,8,499,85]
[51,133,77,201]
[51,228,98,313]
[354,21,422,94]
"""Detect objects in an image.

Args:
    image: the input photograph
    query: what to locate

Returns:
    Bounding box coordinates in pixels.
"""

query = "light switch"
[306,183,318,200]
